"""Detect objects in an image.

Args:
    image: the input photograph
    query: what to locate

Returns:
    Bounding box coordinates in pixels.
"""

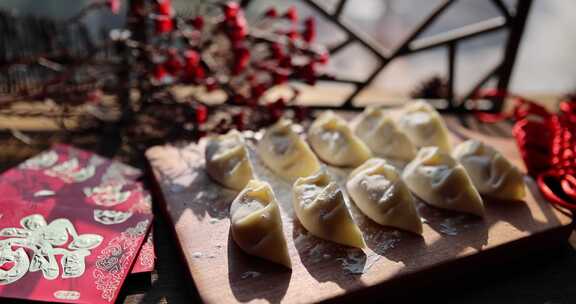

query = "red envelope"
[0,200,152,303]
[0,144,155,274]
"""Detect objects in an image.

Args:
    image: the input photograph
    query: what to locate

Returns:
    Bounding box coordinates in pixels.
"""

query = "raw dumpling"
[230,180,291,268]
[352,107,417,161]
[397,101,451,152]
[402,147,485,216]
[292,171,365,248]
[257,119,321,180]
[347,158,422,234]
[205,130,255,191]
[453,139,526,201]
[307,111,372,167]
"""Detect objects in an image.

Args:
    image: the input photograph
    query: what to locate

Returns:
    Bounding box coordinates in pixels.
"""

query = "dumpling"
[307,111,372,167]
[292,171,365,248]
[205,130,255,191]
[397,101,451,152]
[453,139,526,201]
[352,107,417,161]
[402,147,485,216]
[257,119,321,180]
[347,158,422,234]
[230,180,291,268]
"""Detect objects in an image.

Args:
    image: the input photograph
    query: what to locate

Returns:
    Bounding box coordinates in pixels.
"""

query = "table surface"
[1,115,576,304]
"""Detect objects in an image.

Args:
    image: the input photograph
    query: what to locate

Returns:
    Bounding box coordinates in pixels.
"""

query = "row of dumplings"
[204,101,526,268]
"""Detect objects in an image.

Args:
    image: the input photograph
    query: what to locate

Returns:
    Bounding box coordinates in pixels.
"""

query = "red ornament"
[284,6,298,22]
[264,7,278,18]
[302,17,316,43]
[190,16,204,30]
[107,0,121,14]
[195,104,208,124]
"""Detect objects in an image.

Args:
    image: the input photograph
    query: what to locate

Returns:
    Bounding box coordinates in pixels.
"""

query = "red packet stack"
[0,144,155,303]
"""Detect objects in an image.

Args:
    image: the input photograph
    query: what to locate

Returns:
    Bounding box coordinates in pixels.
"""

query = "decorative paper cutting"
[0,144,156,303]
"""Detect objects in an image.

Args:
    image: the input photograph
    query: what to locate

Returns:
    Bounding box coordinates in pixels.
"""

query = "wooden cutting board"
[145,114,573,304]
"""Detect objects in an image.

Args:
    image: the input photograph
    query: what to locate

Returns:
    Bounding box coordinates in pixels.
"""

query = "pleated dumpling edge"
[205,130,255,191]
[453,139,526,201]
[307,111,372,167]
[292,171,366,248]
[402,147,485,217]
[230,180,292,268]
[347,158,423,234]
[257,119,321,180]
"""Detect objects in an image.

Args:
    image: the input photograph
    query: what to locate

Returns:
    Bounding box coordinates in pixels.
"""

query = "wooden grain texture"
[145,114,573,304]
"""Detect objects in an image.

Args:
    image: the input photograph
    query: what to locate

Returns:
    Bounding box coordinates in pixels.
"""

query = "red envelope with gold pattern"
[0,144,155,274]
[0,199,152,303]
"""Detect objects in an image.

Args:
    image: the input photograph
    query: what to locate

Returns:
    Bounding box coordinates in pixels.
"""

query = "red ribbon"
[472,90,576,211]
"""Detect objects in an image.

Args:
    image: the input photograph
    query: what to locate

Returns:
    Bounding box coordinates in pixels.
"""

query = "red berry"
[250,83,266,99]
[233,111,246,130]
[279,56,292,68]
[232,94,246,105]
[165,49,183,75]
[272,69,289,85]
[155,15,174,33]
[184,50,200,67]
[156,0,172,16]
[107,0,121,14]
[193,66,205,80]
[286,28,298,41]
[153,64,168,82]
[226,10,248,41]
[195,104,208,124]
[205,77,218,91]
[191,16,204,30]
[294,105,308,121]
[232,46,250,75]
[271,43,283,59]
[268,98,285,121]
[264,8,278,18]
[284,6,298,22]
[317,52,329,64]
[223,2,240,20]
[302,62,317,85]
[302,17,316,43]
[273,97,286,109]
